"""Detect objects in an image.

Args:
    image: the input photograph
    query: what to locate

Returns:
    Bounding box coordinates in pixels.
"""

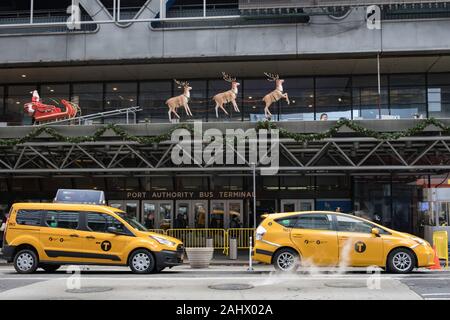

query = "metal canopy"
[1,135,449,177]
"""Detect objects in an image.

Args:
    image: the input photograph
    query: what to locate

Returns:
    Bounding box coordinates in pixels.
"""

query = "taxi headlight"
[150,235,176,247]
[411,237,426,246]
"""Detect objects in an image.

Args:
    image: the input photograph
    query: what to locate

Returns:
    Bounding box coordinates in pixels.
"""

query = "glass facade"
[1,173,441,235]
[2,73,450,125]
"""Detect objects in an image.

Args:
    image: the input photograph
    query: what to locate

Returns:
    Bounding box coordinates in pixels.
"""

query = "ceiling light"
[112,87,118,91]
[21,74,27,78]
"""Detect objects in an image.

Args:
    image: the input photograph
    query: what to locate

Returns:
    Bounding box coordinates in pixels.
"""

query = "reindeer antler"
[174,79,189,87]
[264,72,279,81]
[222,72,236,83]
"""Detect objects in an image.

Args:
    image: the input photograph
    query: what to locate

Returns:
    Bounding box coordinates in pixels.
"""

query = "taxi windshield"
[117,212,148,232]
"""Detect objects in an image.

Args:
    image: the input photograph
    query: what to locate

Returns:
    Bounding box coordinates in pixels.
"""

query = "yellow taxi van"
[254,211,435,273]
[2,202,184,274]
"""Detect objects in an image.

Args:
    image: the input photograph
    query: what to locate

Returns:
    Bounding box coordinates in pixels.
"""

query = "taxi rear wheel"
[129,249,156,274]
[387,248,416,274]
[273,248,300,272]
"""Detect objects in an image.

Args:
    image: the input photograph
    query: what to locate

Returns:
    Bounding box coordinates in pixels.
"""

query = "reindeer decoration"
[166,79,193,121]
[212,72,241,118]
[262,72,290,119]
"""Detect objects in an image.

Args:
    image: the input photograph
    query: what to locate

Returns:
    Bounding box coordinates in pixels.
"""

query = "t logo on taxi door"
[354,241,366,253]
[101,241,112,252]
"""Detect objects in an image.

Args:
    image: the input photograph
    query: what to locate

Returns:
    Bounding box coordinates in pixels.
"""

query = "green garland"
[256,118,450,143]
[0,123,194,146]
[0,118,449,146]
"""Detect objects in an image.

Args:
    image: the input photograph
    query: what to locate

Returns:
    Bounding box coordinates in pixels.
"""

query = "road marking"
[422,293,450,296]
[1,276,450,281]
[425,298,450,300]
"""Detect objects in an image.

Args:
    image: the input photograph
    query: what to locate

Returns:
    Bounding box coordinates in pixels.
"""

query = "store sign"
[124,191,254,200]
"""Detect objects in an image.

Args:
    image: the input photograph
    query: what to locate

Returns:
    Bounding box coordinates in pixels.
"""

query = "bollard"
[229,237,237,260]
[247,236,254,271]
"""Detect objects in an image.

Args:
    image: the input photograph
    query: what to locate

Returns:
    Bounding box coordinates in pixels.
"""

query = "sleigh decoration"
[24,90,80,125]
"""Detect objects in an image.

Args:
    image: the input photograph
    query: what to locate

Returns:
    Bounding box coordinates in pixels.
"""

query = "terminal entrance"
[280,199,314,213]
[142,201,173,230]
[210,200,244,229]
[175,200,208,228]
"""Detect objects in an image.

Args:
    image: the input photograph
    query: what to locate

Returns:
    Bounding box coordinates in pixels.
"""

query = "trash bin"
[229,238,237,260]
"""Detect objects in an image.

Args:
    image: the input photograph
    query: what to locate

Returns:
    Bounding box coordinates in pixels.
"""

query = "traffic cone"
[428,245,442,270]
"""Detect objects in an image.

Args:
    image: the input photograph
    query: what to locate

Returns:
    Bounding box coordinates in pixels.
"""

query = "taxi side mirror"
[371,227,380,237]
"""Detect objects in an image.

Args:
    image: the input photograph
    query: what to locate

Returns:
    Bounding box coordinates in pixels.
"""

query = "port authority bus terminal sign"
[123,191,255,200]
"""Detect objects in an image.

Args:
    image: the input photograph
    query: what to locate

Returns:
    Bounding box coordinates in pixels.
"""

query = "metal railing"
[152,228,256,255]
[239,0,450,9]
[167,229,228,251]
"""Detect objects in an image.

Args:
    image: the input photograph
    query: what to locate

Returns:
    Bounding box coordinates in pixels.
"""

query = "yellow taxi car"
[2,202,184,274]
[254,211,435,273]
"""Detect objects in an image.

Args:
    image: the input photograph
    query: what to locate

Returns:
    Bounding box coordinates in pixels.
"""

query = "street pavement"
[0,263,449,300]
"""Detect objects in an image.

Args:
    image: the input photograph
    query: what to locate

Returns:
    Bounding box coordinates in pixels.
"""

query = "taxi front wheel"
[128,249,156,274]
[13,249,39,274]
[273,248,300,272]
[387,248,416,274]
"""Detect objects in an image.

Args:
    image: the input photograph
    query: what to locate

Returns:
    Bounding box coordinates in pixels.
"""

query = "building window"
[280,78,314,121]
[213,176,243,191]
[139,81,172,123]
[182,80,207,122]
[104,82,137,123]
[176,177,208,191]
[0,86,4,124]
[428,73,450,118]
[315,77,352,120]
[72,83,103,121]
[243,79,276,122]
[41,84,70,102]
[389,74,427,119]
[6,85,36,125]
[352,75,389,119]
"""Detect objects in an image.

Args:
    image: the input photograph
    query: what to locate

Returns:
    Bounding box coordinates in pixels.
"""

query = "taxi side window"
[295,214,333,231]
[87,213,127,233]
[336,215,373,233]
[45,211,79,229]
[276,217,298,228]
[16,210,42,226]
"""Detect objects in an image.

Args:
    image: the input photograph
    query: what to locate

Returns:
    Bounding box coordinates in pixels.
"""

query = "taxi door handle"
[86,236,95,240]
[293,234,303,238]
[339,237,349,240]
[69,234,79,238]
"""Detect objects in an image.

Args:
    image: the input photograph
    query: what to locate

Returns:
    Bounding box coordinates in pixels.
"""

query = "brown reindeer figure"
[165,79,193,121]
[212,72,241,118]
[262,72,290,119]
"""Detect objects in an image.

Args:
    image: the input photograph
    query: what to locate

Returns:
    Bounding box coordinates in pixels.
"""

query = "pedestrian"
[335,207,342,213]
[230,216,241,228]
[0,211,6,248]
[320,113,328,121]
